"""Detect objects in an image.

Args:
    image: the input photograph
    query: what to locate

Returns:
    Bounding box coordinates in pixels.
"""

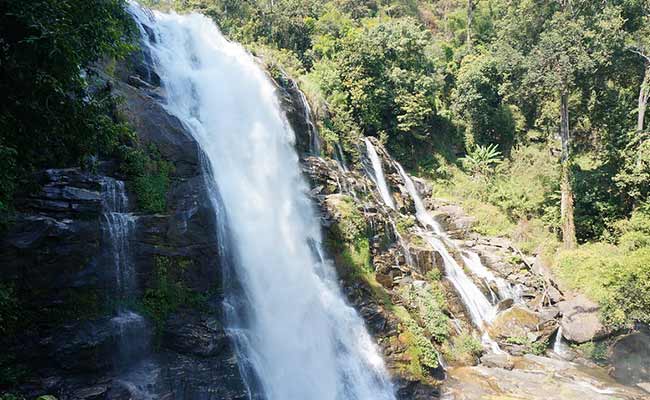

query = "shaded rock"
[558,295,608,343]
[637,382,650,393]
[73,385,109,400]
[610,330,650,385]
[496,298,514,312]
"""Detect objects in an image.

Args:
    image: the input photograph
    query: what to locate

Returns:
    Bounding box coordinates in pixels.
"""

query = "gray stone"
[558,295,608,343]
[481,353,515,370]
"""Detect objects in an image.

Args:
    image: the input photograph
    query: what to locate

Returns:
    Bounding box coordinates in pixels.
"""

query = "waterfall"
[101,178,136,301]
[131,5,395,399]
[394,163,440,234]
[364,139,395,210]
[101,177,150,368]
[393,163,503,352]
[462,251,523,304]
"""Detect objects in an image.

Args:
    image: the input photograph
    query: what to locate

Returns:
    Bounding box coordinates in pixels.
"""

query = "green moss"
[141,256,207,339]
[572,341,608,364]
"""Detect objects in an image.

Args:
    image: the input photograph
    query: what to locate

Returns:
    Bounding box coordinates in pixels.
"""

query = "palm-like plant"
[461,143,503,177]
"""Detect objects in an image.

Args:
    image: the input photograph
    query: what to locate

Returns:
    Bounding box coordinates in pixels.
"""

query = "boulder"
[610,329,650,385]
[558,295,608,343]
[489,306,541,340]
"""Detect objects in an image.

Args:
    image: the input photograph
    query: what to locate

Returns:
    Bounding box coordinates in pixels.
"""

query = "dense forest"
[1,0,649,390]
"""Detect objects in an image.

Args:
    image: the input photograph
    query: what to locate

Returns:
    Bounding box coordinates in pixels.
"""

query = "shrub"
[556,244,650,328]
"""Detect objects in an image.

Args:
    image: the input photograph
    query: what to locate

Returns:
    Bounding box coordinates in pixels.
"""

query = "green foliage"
[120,145,172,213]
[0,284,18,337]
[398,283,450,343]
[442,332,483,364]
[452,53,516,150]
[0,0,136,211]
[460,143,502,177]
[394,306,439,377]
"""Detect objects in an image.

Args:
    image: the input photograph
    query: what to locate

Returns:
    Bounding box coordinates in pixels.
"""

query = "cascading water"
[102,178,137,300]
[364,139,395,210]
[296,88,321,156]
[392,163,503,352]
[363,140,413,265]
[553,327,571,358]
[131,5,395,399]
[462,251,523,304]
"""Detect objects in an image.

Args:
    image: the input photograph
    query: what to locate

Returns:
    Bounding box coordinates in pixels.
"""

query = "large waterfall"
[130,5,395,400]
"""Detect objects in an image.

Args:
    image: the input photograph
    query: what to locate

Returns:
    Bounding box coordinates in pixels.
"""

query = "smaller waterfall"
[102,178,137,301]
[334,142,349,172]
[364,139,395,210]
[297,88,321,156]
[394,163,440,234]
[462,252,523,303]
[553,327,571,358]
[101,177,149,369]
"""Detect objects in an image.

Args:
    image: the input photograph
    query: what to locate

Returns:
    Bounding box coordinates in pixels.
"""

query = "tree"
[628,15,650,132]
[523,4,624,248]
[466,0,475,50]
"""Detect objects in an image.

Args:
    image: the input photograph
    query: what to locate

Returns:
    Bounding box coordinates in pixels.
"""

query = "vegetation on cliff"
[0,0,137,217]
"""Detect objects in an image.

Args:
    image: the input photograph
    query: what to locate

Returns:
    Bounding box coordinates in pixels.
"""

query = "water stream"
[131,5,395,399]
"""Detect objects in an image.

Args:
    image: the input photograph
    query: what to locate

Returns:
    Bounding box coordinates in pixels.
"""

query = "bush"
[398,284,450,343]
[556,244,650,329]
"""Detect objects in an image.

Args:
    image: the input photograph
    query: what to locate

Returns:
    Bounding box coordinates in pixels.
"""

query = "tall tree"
[628,16,650,132]
[523,3,624,248]
[466,0,475,50]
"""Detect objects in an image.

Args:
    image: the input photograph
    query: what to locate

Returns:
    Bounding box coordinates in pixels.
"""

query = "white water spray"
[131,5,395,399]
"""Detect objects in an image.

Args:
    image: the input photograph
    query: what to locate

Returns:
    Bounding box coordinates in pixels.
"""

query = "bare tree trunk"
[560,92,577,249]
[638,62,650,132]
[467,0,474,50]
